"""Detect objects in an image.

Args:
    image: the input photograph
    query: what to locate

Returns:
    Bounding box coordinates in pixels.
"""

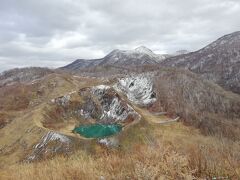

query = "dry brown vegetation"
[0,73,102,165]
[1,120,239,179]
[0,84,37,111]
[149,68,240,140]
[0,67,54,87]
[0,112,13,129]
[0,145,193,180]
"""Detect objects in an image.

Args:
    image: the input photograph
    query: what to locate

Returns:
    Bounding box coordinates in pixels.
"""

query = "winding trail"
[133,105,179,125]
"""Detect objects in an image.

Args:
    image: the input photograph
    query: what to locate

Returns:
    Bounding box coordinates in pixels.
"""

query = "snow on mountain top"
[134,46,154,54]
[62,46,168,71]
[108,46,155,55]
[106,46,166,61]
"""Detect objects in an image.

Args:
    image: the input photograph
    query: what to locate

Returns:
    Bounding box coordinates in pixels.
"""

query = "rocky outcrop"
[51,91,76,107]
[80,85,140,124]
[114,73,157,106]
[26,131,72,162]
[46,84,140,126]
[98,137,119,147]
[51,95,71,107]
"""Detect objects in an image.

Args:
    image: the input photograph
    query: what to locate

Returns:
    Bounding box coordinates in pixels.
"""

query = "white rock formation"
[91,85,141,123]
[99,137,119,147]
[26,131,71,162]
[114,73,157,106]
[35,131,70,149]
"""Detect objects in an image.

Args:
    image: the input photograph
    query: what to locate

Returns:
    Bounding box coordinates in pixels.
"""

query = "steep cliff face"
[114,73,157,106]
[80,85,140,124]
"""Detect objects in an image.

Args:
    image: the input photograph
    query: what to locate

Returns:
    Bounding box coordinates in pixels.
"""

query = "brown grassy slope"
[0,73,102,166]
[0,83,39,111]
[0,73,75,128]
[0,72,101,112]
[0,108,47,167]
[0,112,15,129]
[0,67,54,87]
[1,119,239,179]
[150,68,240,140]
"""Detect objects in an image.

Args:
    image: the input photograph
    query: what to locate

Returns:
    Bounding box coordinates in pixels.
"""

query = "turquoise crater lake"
[73,124,122,138]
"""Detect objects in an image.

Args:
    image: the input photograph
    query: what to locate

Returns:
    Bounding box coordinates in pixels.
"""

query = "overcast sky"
[0,0,240,72]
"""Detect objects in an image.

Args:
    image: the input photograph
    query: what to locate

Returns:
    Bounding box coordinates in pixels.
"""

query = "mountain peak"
[134,46,153,54]
[106,46,155,58]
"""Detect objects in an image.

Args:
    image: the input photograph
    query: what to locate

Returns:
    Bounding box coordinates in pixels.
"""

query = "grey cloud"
[0,0,240,72]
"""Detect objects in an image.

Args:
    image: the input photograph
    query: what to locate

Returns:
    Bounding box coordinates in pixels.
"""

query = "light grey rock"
[114,73,157,106]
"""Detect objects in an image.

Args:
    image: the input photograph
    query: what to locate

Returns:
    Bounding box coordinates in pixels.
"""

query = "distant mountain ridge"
[161,31,240,94]
[61,46,168,71]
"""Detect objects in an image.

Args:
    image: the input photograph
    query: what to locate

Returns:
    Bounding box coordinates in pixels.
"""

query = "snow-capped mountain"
[161,31,240,94]
[61,46,167,71]
[99,46,166,66]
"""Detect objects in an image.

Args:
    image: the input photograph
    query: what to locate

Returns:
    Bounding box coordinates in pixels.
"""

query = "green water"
[73,124,122,138]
